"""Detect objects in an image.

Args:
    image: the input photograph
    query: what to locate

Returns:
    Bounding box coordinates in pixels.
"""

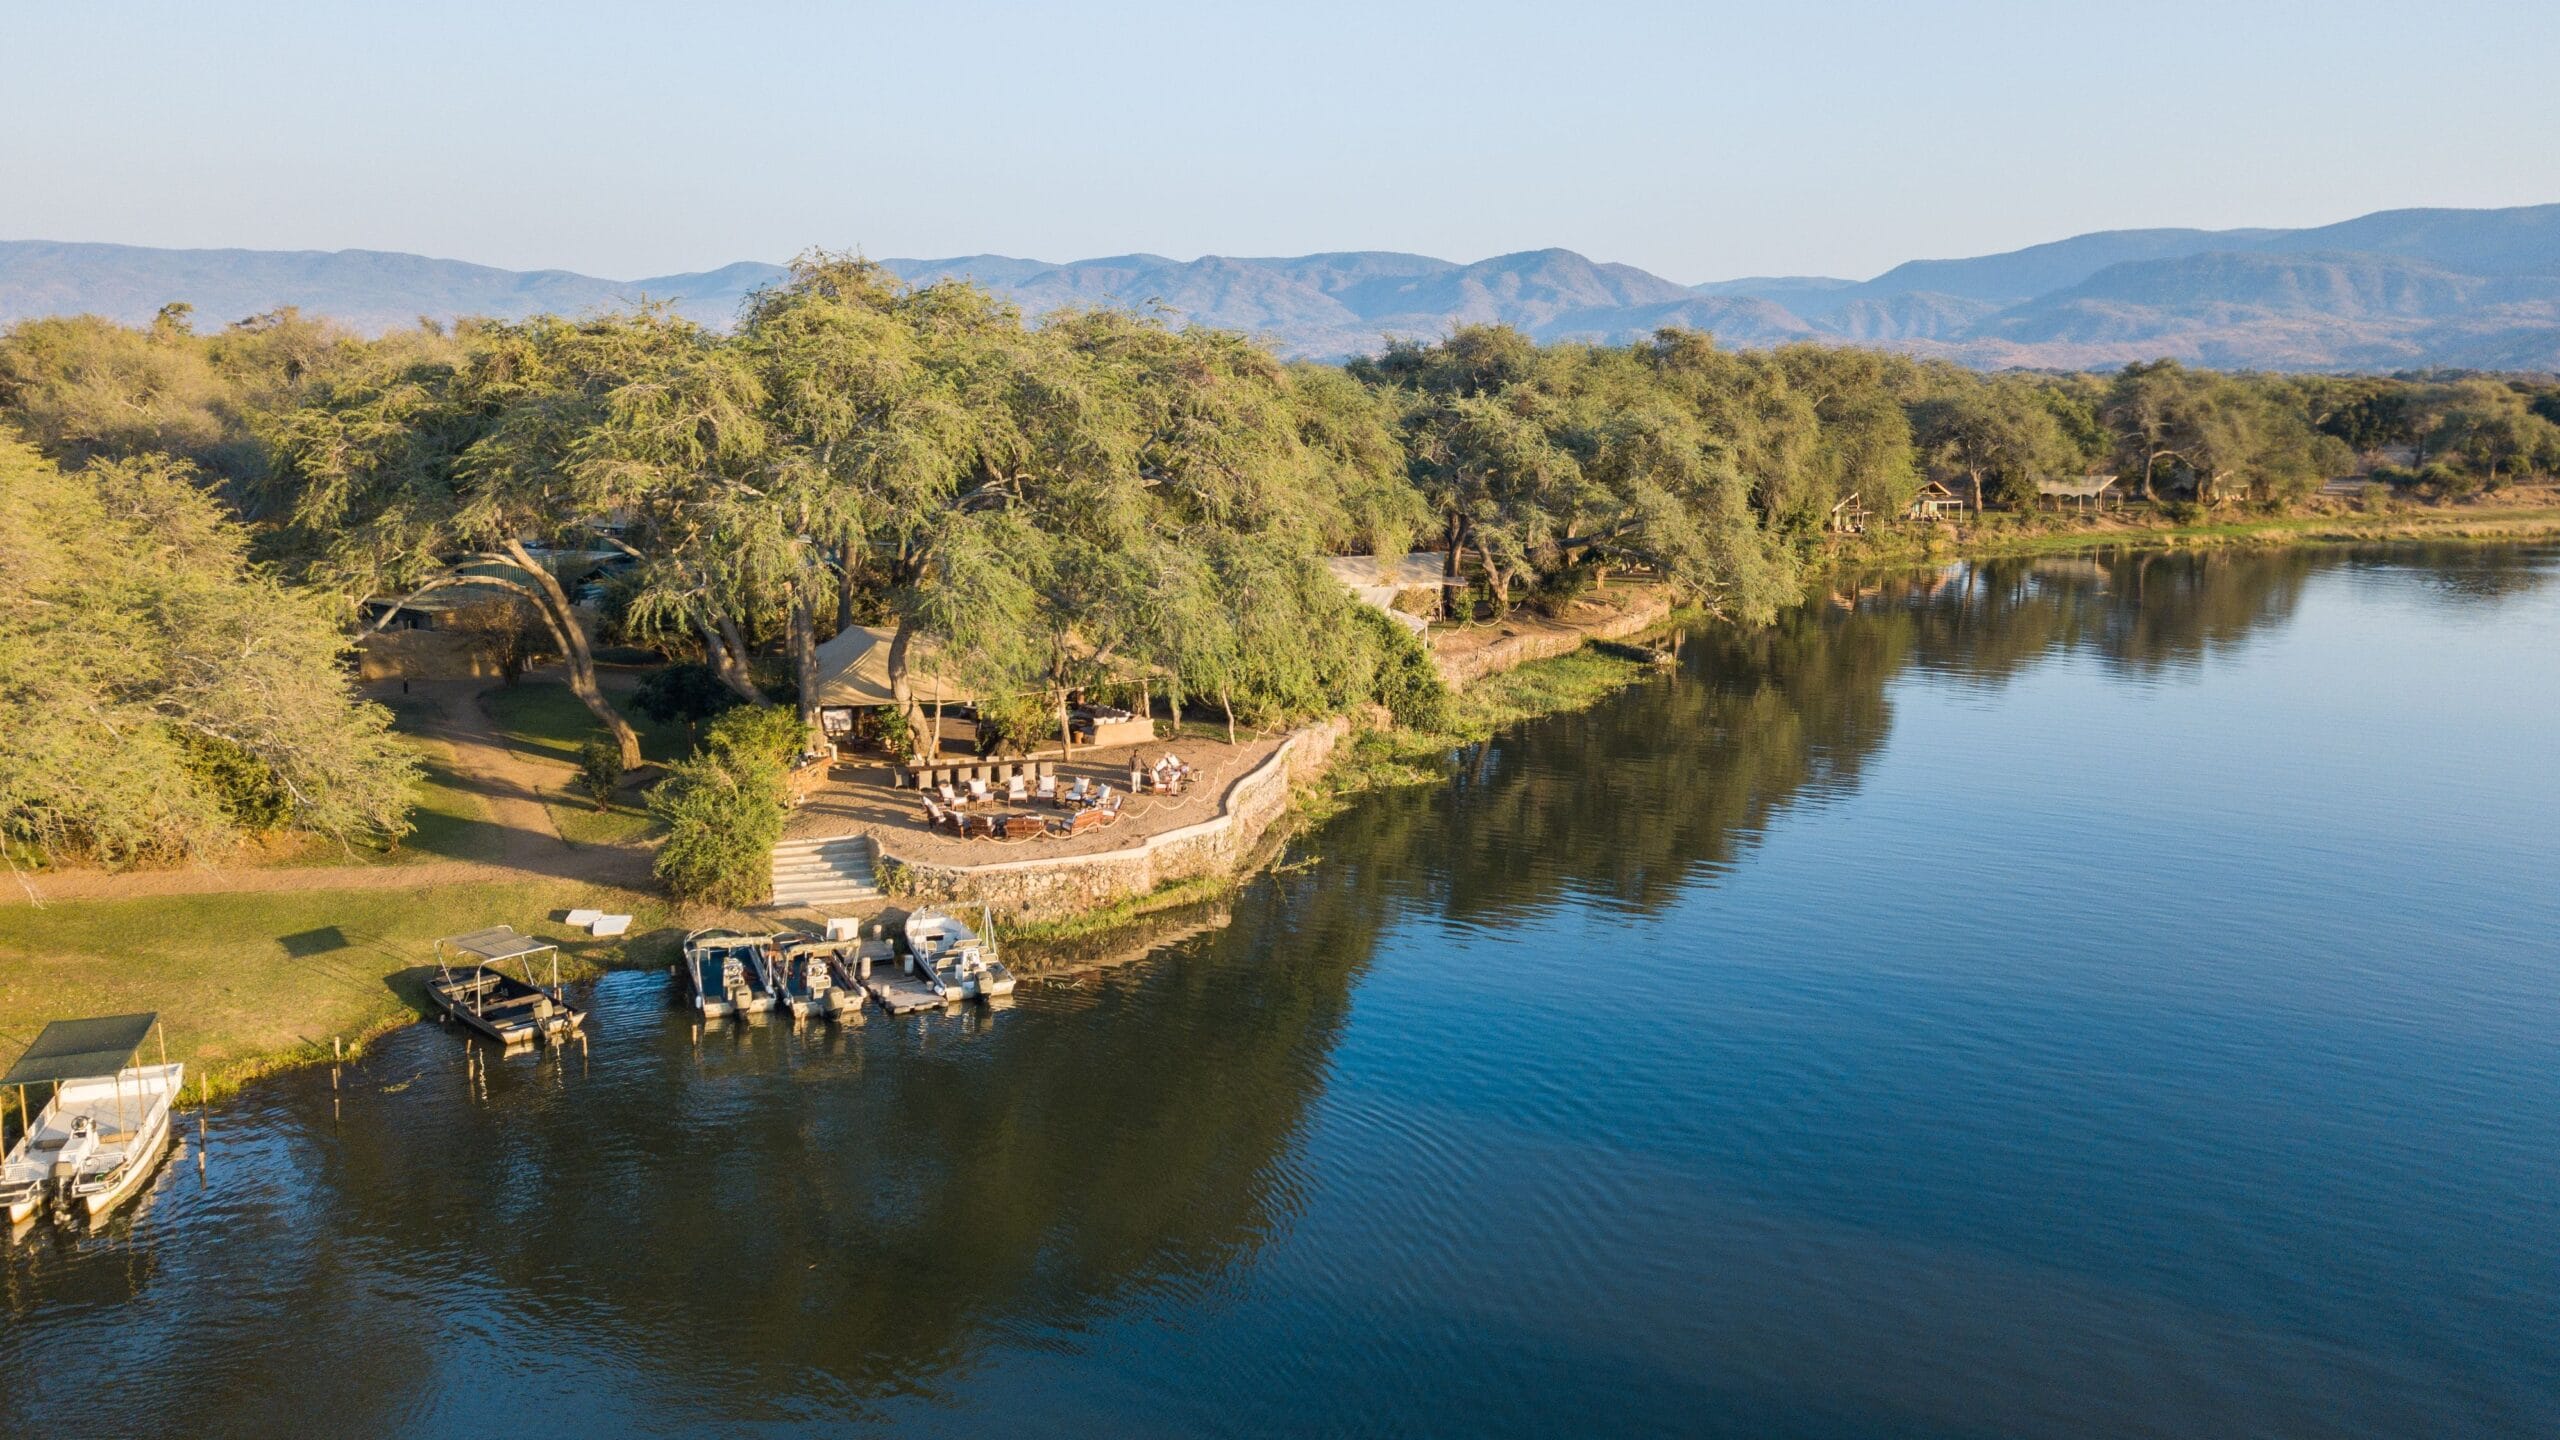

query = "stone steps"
[770,835,881,908]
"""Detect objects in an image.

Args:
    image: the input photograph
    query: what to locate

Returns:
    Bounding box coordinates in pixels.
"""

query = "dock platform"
[863,963,952,1014]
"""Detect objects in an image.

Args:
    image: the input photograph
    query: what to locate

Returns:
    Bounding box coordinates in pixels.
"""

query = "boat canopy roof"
[1,1012,158,1086]
[440,926,556,964]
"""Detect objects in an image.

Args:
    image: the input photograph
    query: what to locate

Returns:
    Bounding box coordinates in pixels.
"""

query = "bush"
[1523,562,1598,619]
[173,729,293,832]
[1350,605,1450,731]
[630,663,743,728]
[972,693,1053,757]
[575,732,624,809]
[870,705,914,759]
[2357,480,2393,513]
[2418,462,2482,501]
[703,704,806,768]
[647,749,785,905]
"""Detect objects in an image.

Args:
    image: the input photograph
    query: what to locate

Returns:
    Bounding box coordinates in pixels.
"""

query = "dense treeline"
[4,262,2557,865]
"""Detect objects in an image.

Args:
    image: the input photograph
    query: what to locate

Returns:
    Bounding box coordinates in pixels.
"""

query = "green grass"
[479,681,684,850]
[0,879,689,1093]
[550,787,657,848]
[480,681,689,766]
[1829,504,2560,566]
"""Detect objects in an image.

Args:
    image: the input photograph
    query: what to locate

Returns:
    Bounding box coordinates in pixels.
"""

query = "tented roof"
[2,1013,158,1086]
[1323,553,1459,590]
[813,624,970,709]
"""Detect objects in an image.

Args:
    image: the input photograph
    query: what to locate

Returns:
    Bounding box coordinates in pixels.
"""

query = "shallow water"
[5,545,2559,1438]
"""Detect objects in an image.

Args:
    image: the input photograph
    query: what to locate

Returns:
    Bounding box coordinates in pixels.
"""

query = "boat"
[1,1013,185,1226]
[903,906,1017,1000]
[428,928,588,1047]
[682,929,778,1018]
[772,934,865,1021]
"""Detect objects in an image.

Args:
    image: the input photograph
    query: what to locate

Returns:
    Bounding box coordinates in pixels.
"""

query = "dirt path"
[3,677,654,907]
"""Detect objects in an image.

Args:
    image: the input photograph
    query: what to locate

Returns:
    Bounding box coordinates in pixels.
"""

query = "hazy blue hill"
[2248,205,2560,276]
[1812,291,2002,342]
[1691,275,1855,300]
[7,204,2559,368]
[1845,227,2277,304]
[1531,295,1814,346]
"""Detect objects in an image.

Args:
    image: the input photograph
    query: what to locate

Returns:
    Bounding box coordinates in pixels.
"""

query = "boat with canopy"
[683,929,779,1018]
[1,1013,185,1226]
[428,927,588,1048]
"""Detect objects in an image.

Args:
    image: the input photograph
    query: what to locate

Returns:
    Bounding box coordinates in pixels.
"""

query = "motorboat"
[428,928,588,1047]
[773,934,865,1021]
[0,1013,185,1226]
[683,929,778,1018]
[903,907,1017,1000]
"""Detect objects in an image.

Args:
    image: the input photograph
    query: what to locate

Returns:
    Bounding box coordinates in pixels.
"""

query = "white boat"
[683,929,778,1017]
[902,907,1017,1000]
[1,1014,185,1227]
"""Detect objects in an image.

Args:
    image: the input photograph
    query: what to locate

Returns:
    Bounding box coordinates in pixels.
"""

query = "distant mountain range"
[6,204,2558,371]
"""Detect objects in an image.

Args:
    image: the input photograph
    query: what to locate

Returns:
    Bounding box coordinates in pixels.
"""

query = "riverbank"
[7,508,2550,1091]
[1826,491,2560,566]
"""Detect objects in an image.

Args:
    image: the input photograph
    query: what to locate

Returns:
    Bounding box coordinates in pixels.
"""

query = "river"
[5,544,2558,1437]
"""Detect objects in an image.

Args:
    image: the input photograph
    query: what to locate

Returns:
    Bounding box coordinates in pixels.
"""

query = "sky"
[6,0,2557,284]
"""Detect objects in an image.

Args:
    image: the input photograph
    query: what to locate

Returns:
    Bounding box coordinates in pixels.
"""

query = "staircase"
[770,834,882,909]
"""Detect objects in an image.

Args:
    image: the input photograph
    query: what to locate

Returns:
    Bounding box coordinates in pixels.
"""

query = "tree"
[0,440,415,864]
[1911,379,2074,512]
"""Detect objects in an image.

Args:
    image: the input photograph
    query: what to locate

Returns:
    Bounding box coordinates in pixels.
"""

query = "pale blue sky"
[6,0,2556,282]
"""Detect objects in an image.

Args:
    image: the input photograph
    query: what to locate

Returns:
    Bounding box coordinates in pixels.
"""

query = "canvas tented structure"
[811,624,971,709]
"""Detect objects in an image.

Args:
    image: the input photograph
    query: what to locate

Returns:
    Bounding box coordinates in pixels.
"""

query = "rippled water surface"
[6,545,2560,1438]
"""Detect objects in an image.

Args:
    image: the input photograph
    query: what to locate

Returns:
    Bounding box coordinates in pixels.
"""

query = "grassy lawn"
[481,680,688,849]
[0,879,689,1092]
[482,681,689,766]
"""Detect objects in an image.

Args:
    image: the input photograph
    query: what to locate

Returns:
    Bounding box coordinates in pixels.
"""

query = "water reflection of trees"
[1358,547,2453,928]
[6,868,1391,1434]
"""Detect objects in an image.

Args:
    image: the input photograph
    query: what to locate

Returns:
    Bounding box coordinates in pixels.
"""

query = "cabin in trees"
[1827,493,1870,534]
[1906,481,1966,520]
[2037,474,2120,511]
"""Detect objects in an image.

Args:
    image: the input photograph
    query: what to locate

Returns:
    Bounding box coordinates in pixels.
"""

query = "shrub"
[2357,480,2393,513]
[647,748,785,905]
[972,693,1053,757]
[630,663,743,728]
[575,732,623,809]
[173,729,293,832]
[1524,562,1598,618]
[2418,462,2482,501]
[703,704,806,768]
[868,705,915,759]
[1350,605,1450,731]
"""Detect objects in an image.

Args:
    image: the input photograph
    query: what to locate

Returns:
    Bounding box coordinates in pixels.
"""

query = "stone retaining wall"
[874,717,1349,922]
[1431,590,1675,688]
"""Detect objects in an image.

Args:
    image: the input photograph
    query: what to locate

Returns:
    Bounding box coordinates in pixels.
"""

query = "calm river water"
[6,545,2560,1438]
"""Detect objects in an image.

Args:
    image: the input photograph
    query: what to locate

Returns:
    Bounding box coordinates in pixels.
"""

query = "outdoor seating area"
[779,731,1283,864]
[902,752,1199,844]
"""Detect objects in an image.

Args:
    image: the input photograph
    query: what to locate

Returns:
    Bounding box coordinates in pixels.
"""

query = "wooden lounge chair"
[938,782,963,807]
[1035,774,1058,804]
[1007,773,1028,803]
[968,777,992,803]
